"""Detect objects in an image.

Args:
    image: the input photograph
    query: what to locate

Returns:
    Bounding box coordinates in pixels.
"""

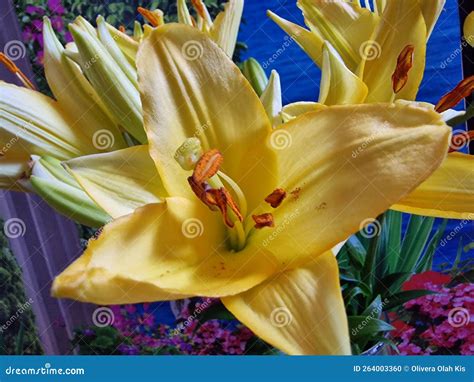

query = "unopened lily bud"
[28,156,111,228]
[174,138,203,171]
[242,58,268,96]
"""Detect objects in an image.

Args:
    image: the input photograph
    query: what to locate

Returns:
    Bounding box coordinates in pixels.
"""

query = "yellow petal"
[281,102,327,123]
[267,10,324,67]
[43,17,126,150]
[260,70,283,128]
[105,22,139,63]
[65,146,165,219]
[464,11,474,48]
[137,25,277,211]
[418,0,445,38]
[319,42,368,105]
[52,197,278,304]
[361,0,426,102]
[0,82,92,158]
[209,0,244,57]
[393,152,474,219]
[250,102,450,269]
[297,0,379,72]
[223,251,351,355]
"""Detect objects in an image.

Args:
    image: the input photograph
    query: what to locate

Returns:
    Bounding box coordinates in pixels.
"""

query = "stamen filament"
[217,170,248,217]
[0,53,36,90]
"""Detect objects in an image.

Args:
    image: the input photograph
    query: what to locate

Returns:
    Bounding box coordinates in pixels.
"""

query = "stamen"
[209,187,243,228]
[265,188,286,208]
[119,25,126,33]
[192,149,223,183]
[137,7,164,27]
[191,0,213,26]
[252,213,274,229]
[191,0,207,19]
[391,45,414,94]
[0,53,36,90]
[435,76,474,113]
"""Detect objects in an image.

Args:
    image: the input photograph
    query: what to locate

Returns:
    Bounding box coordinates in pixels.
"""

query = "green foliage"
[72,326,126,355]
[338,211,448,354]
[0,220,42,355]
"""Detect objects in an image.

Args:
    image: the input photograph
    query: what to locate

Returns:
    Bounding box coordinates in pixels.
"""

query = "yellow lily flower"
[269,0,446,102]
[270,1,474,221]
[52,24,452,355]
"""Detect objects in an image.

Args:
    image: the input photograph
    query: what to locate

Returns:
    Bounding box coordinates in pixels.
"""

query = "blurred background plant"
[337,211,473,354]
[0,220,42,355]
[72,298,275,355]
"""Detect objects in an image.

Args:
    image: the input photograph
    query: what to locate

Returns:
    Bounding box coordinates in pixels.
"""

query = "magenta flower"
[47,0,65,15]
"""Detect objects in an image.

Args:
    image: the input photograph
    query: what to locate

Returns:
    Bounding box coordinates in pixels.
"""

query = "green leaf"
[345,235,367,270]
[362,295,382,318]
[416,219,447,273]
[348,316,394,339]
[374,272,412,296]
[398,215,434,274]
[384,210,402,274]
[362,215,384,289]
